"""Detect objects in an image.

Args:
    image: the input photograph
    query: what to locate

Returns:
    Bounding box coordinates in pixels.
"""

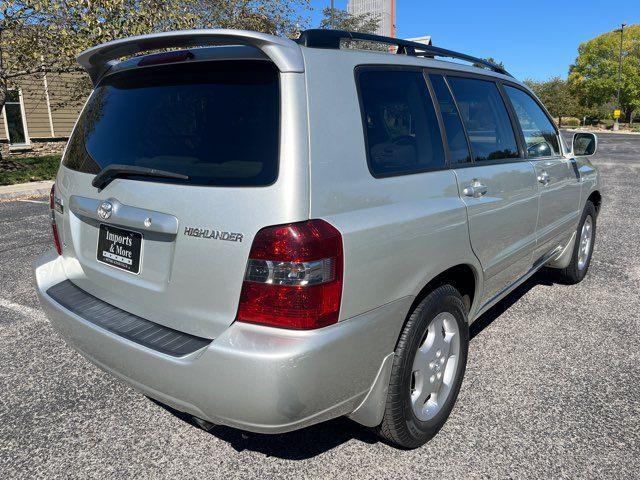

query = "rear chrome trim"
[46,280,211,357]
[69,196,178,235]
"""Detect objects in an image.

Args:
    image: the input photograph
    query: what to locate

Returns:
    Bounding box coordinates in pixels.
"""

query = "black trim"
[496,81,527,158]
[297,29,512,77]
[423,72,452,167]
[46,280,212,357]
[433,73,474,166]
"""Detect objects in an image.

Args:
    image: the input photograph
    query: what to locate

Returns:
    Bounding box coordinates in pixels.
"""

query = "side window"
[429,74,471,164]
[357,69,446,177]
[504,85,560,158]
[446,77,519,162]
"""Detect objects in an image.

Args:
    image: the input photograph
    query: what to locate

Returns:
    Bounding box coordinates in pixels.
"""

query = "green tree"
[568,24,640,123]
[483,57,504,68]
[472,57,505,72]
[0,0,310,163]
[0,1,201,104]
[0,1,195,163]
[524,77,579,127]
[182,0,309,36]
[319,7,379,34]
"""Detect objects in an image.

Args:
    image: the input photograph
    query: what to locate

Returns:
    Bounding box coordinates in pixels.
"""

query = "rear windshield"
[63,60,280,187]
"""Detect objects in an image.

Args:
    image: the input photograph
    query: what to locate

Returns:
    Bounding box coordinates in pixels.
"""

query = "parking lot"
[1,132,638,479]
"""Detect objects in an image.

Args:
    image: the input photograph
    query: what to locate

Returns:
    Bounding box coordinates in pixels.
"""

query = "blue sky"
[307,0,638,80]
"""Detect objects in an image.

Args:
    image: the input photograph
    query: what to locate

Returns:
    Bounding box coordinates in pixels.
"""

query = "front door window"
[504,86,560,158]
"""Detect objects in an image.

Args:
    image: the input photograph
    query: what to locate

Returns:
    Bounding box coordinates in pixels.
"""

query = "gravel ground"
[1,133,638,479]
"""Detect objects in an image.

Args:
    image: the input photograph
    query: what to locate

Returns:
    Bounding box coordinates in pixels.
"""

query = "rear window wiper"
[92,164,189,190]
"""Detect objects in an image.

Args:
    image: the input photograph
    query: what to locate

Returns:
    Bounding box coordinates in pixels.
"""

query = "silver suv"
[34,29,601,449]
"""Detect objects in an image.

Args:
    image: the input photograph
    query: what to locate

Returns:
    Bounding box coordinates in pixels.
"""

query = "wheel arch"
[408,263,480,326]
[349,262,480,429]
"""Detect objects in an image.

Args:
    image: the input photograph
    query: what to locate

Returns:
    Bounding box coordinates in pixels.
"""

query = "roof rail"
[296,29,511,77]
[77,29,304,85]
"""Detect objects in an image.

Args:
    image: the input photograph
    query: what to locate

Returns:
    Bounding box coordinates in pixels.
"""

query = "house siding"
[47,73,88,137]
[1,72,86,156]
[22,75,52,138]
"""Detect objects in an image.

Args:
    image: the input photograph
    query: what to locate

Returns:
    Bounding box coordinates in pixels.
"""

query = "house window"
[3,89,30,146]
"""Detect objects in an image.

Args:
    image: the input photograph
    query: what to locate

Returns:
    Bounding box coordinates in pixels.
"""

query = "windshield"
[63,60,280,187]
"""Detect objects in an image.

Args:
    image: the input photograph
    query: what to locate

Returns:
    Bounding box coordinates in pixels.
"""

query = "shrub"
[561,117,580,127]
[0,155,61,186]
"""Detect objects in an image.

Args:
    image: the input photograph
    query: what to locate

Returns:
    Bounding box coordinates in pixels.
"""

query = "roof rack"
[296,29,512,77]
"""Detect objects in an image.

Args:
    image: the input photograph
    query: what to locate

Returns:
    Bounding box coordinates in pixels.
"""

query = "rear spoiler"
[77,29,304,85]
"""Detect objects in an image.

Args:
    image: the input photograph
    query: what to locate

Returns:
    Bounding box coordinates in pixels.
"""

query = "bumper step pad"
[47,280,211,357]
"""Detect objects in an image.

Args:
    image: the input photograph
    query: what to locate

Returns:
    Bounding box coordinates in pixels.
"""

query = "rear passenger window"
[447,77,520,162]
[429,74,471,164]
[357,69,446,177]
[504,86,559,158]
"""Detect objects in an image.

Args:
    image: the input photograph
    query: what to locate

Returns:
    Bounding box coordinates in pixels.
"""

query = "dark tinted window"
[504,86,559,158]
[447,77,519,162]
[358,69,445,177]
[429,75,471,164]
[63,61,280,187]
[4,90,27,145]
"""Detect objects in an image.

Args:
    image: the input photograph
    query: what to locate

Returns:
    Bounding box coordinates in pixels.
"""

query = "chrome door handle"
[463,179,488,198]
[537,171,550,185]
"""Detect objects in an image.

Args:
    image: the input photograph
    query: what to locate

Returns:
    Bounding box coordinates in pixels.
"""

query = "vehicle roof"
[100,43,527,91]
[77,29,528,91]
[299,44,522,85]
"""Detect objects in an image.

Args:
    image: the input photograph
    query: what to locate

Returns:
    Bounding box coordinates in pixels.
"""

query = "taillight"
[237,219,343,330]
[50,184,62,255]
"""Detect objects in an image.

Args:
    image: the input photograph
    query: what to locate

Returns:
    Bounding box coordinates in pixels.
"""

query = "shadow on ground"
[152,269,559,460]
[470,269,557,339]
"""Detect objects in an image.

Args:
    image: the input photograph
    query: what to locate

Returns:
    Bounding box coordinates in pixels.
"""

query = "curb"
[0,180,54,201]
[561,128,640,136]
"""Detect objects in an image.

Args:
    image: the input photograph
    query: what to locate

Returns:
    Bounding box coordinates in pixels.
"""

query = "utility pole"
[614,23,626,131]
[330,0,335,29]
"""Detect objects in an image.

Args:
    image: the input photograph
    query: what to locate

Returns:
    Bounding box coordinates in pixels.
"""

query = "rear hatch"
[54,57,309,339]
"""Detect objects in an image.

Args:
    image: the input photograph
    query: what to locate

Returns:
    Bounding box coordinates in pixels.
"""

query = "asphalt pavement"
[1,133,639,479]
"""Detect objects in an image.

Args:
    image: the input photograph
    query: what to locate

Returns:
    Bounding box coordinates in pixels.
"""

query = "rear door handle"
[463,179,488,198]
[537,171,550,185]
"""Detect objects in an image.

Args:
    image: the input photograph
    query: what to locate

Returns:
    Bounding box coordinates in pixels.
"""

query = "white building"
[347,0,396,37]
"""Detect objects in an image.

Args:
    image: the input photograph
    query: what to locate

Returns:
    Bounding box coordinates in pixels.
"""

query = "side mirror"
[572,132,597,156]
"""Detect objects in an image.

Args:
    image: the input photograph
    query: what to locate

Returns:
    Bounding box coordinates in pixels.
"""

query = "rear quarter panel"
[302,48,482,325]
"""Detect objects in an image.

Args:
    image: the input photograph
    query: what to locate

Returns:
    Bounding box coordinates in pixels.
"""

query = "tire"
[554,201,597,285]
[376,284,469,449]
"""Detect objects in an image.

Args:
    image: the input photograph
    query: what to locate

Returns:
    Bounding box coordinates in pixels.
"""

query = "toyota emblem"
[97,201,113,220]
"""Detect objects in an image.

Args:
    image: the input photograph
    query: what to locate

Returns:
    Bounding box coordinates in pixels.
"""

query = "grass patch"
[0,155,61,186]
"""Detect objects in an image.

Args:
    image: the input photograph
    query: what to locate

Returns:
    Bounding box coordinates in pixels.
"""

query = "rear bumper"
[34,250,410,433]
